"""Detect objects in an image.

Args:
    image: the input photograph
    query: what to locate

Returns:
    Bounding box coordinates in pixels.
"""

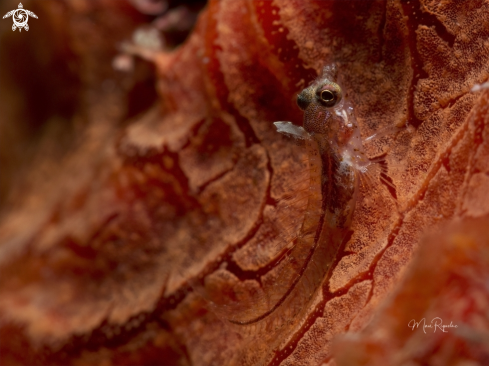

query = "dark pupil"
[321,90,335,102]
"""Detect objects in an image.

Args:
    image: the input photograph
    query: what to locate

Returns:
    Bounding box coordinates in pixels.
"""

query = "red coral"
[1,0,489,365]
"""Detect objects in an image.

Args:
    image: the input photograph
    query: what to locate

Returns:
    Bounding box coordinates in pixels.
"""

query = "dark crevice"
[56,281,194,363]
[400,0,429,129]
[124,60,159,120]
[444,92,467,110]
[223,150,288,282]
[361,216,403,306]
[254,0,317,93]
[264,149,280,207]
[186,115,240,194]
[203,2,260,148]
[195,165,235,195]
[270,229,358,366]
[401,0,457,129]
[319,214,403,322]
[186,154,272,292]
[270,143,372,363]
[179,117,208,152]
[52,310,189,366]
[63,214,120,260]
[226,242,290,284]
[160,0,208,49]
[230,239,319,323]
[39,141,207,359]
[199,140,326,327]
[118,144,200,216]
[441,152,451,173]
[377,0,388,63]
[195,142,309,310]
[271,130,464,363]
[229,171,326,326]
[44,148,201,362]
[129,0,208,49]
[335,103,475,322]
[266,195,279,207]
[418,2,456,48]
[232,112,261,147]
[321,230,368,299]
[190,149,289,288]
[190,214,265,286]
[210,86,260,149]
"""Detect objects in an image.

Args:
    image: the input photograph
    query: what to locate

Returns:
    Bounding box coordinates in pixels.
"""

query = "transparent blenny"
[275,64,379,230]
[194,65,391,339]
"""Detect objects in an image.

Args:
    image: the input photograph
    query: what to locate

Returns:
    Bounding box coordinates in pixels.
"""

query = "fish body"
[197,65,381,340]
[277,64,374,231]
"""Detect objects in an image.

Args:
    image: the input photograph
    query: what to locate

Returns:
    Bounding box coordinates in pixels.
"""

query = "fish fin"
[274,121,310,140]
[363,124,403,144]
[357,162,381,192]
[359,156,399,201]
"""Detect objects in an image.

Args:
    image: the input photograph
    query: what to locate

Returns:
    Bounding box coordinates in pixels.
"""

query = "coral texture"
[1,0,489,365]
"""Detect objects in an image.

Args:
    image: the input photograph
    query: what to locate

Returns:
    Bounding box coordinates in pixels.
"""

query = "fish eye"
[320,90,335,103]
[318,89,338,107]
[316,83,342,107]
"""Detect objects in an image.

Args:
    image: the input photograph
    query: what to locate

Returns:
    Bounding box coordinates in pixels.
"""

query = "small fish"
[275,64,388,229]
[195,65,394,338]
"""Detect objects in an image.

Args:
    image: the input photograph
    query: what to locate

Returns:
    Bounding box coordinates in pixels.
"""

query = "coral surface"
[1,0,489,365]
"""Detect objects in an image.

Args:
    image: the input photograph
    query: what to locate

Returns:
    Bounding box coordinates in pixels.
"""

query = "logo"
[408,317,458,334]
[3,3,37,32]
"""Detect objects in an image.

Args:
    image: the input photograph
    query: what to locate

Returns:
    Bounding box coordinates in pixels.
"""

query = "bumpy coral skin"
[1,0,489,365]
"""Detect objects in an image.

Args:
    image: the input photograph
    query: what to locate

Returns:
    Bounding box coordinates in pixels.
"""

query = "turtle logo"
[3,3,38,32]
